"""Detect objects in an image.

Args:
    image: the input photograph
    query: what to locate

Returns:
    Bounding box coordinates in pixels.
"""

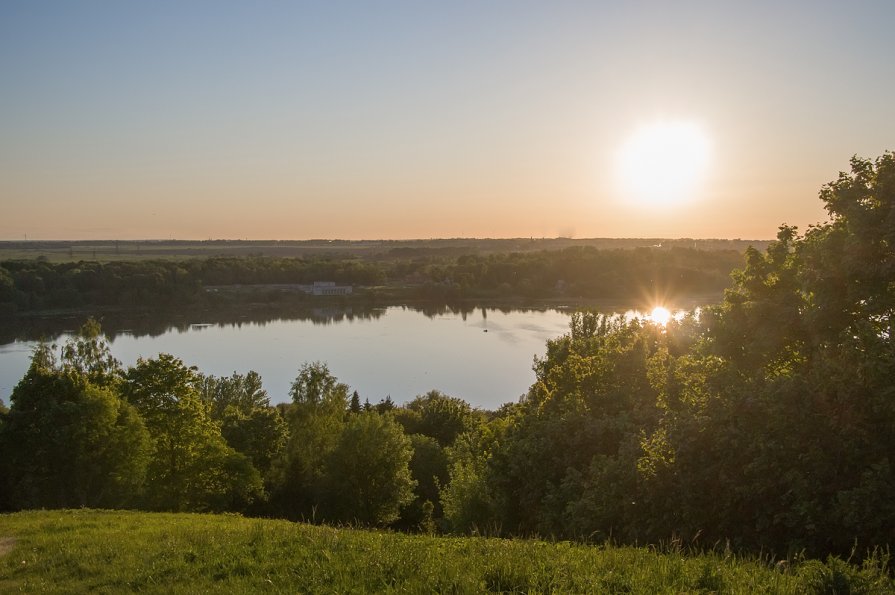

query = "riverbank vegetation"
[1,153,894,576]
[0,236,768,263]
[0,242,746,315]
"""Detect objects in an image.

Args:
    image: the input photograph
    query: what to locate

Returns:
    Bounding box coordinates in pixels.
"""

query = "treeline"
[419,247,740,299]
[2,153,892,560]
[0,246,744,313]
[0,237,771,261]
[0,258,385,312]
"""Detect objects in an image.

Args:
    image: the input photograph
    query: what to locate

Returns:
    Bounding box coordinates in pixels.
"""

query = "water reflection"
[0,303,393,344]
[0,299,713,409]
[0,300,660,344]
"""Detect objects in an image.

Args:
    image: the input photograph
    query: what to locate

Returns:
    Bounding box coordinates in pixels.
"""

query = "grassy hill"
[0,510,890,593]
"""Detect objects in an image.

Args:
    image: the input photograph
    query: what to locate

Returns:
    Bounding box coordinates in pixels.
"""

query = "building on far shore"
[204,281,353,296]
[308,281,352,296]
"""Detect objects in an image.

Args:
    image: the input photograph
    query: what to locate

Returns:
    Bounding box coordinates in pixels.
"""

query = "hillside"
[0,510,890,593]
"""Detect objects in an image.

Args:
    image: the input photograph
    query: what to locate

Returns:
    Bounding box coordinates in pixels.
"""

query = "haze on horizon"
[2,1,893,242]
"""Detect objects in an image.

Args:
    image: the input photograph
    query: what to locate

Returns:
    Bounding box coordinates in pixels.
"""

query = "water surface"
[0,303,698,409]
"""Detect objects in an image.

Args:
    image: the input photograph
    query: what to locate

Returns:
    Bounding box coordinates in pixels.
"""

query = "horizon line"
[0,236,774,244]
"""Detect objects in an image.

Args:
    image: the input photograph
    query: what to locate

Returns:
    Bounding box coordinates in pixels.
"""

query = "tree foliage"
[269,362,349,519]
[122,355,262,511]
[394,390,479,448]
[321,412,416,525]
[436,152,895,557]
[0,329,149,510]
[201,371,288,476]
[0,245,744,314]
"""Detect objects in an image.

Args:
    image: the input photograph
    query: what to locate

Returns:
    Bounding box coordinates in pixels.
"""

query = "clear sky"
[2,1,893,240]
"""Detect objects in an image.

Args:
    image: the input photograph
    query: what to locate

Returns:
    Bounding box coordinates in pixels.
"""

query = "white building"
[310,281,352,296]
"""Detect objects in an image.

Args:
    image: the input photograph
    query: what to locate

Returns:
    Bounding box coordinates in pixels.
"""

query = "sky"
[1,1,893,241]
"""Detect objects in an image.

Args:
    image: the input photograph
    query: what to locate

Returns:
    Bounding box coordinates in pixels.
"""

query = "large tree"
[0,328,149,509]
[268,362,349,519]
[321,412,416,525]
[201,371,288,476]
[394,390,479,448]
[122,354,262,511]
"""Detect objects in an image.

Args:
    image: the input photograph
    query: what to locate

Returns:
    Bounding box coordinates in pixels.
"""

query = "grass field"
[0,510,890,593]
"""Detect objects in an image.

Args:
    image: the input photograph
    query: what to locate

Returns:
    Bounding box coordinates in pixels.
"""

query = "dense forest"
[0,244,745,313]
[1,153,893,560]
[0,237,769,261]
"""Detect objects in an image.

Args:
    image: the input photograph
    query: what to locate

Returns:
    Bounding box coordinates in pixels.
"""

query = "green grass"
[0,510,891,593]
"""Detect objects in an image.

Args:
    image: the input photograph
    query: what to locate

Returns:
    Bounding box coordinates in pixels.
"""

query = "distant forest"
[0,236,771,261]
[0,245,749,314]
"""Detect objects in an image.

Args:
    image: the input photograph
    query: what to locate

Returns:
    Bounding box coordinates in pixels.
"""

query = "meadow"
[0,509,891,594]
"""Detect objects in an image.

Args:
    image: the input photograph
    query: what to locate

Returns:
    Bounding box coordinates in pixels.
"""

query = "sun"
[648,306,672,326]
[617,120,711,207]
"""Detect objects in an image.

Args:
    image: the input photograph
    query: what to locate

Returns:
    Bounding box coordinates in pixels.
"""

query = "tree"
[349,390,362,414]
[201,371,288,476]
[269,362,350,519]
[60,317,122,387]
[483,313,665,536]
[395,390,478,447]
[123,353,202,423]
[397,433,450,531]
[0,341,149,509]
[122,355,262,511]
[374,395,396,414]
[441,421,503,534]
[202,370,269,417]
[289,361,349,412]
[321,412,416,525]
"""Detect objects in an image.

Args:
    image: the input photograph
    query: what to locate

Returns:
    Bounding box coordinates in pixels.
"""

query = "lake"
[0,302,701,410]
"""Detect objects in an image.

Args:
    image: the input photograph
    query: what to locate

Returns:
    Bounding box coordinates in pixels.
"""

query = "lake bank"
[1,297,719,409]
[0,291,723,342]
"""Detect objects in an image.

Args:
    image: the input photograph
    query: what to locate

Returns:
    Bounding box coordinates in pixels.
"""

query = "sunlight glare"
[648,306,672,326]
[617,120,711,207]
